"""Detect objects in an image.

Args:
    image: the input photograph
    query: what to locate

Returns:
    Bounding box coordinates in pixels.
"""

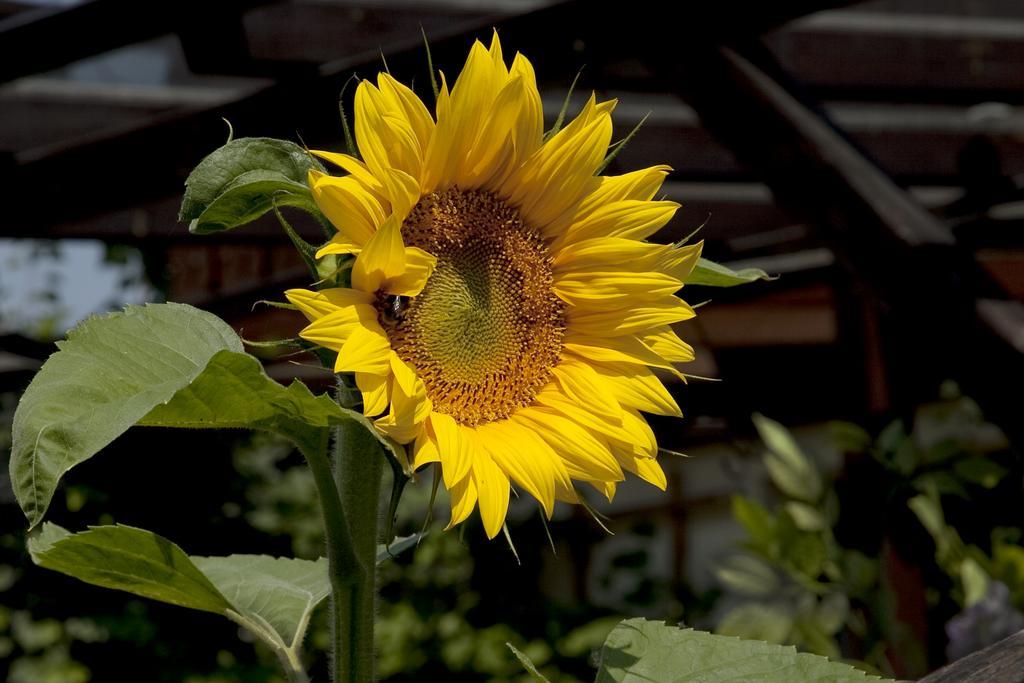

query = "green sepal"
[180,137,325,234]
[687,257,775,287]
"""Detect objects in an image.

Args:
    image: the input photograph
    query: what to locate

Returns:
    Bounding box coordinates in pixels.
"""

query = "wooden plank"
[0,0,853,235]
[0,0,276,84]
[769,10,1024,102]
[644,40,1024,449]
[241,1,486,65]
[918,629,1024,683]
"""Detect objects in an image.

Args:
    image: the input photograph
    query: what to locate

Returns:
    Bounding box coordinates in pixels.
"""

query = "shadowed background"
[1,0,1022,680]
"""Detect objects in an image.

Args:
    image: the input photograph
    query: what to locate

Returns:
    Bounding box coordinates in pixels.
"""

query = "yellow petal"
[424,41,504,192]
[316,235,362,259]
[656,241,703,283]
[577,165,671,213]
[533,388,631,452]
[550,359,621,419]
[568,296,695,336]
[375,359,430,444]
[445,473,478,529]
[506,53,543,168]
[412,433,440,469]
[298,304,374,351]
[351,216,405,292]
[563,332,677,371]
[641,326,695,364]
[355,80,423,187]
[502,95,613,230]
[552,237,665,272]
[589,480,617,502]
[456,73,526,188]
[335,316,392,375]
[620,408,659,459]
[589,361,682,417]
[310,151,387,197]
[632,456,667,490]
[376,73,434,156]
[543,165,671,238]
[610,442,667,490]
[471,446,510,539]
[309,169,386,247]
[554,271,682,306]
[285,288,372,322]
[430,412,473,488]
[356,371,390,417]
[383,246,436,297]
[513,408,623,483]
[478,419,565,517]
[553,200,679,247]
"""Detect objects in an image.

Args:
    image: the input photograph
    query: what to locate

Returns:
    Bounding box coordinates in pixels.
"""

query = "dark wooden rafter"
[636,36,1023,443]
[918,629,1024,683]
[0,0,856,236]
[2,0,1021,439]
[0,0,275,84]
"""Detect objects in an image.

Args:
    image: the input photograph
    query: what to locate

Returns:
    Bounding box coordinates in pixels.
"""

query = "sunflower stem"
[327,377,383,683]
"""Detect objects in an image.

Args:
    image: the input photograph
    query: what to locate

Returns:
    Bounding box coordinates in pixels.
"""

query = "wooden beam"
[0,0,853,235]
[918,629,1024,683]
[643,39,1024,447]
[770,9,1024,103]
[0,0,276,84]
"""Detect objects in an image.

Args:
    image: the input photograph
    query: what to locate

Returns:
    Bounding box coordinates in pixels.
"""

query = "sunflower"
[286,32,701,538]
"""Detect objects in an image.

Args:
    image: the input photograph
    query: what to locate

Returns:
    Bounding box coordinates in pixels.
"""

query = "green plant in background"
[714,386,1017,677]
[714,413,879,666]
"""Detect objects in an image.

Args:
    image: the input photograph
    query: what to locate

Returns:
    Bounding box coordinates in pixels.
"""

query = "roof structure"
[3,0,1019,443]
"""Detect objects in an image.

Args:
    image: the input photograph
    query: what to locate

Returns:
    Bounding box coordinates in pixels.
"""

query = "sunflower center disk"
[379,189,565,426]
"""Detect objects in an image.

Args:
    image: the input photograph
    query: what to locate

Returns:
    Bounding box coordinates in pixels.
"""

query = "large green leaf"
[29,524,324,673]
[686,257,774,287]
[29,524,420,672]
[10,303,407,528]
[10,304,242,527]
[194,554,330,647]
[595,618,890,682]
[29,524,232,616]
[179,137,324,234]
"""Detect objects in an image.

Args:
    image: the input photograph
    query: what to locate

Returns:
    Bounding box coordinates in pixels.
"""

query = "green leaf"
[784,501,829,532]
[179,137,324,234]
[29,524,231,615]
[732,495,775,549]
[376,534,421,564]
[596,618,890,682]
[686,257,774,287]
[716,603,795,644]
[829,421,872,453]
[189,169,317,234]
[814,592,850,635]
[29,523,325,674]
[715,554,780,596]
[193,554,329,647]
[10,303,407,528]
[959,557,989,607]
[908,493,965,573]
[953,457,1008,489]
[506,642,552,683]
[10,303,242,527]
[753,413,823,503]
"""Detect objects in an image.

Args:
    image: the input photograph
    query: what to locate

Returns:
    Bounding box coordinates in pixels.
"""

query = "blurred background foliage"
[1,380,1020,681]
